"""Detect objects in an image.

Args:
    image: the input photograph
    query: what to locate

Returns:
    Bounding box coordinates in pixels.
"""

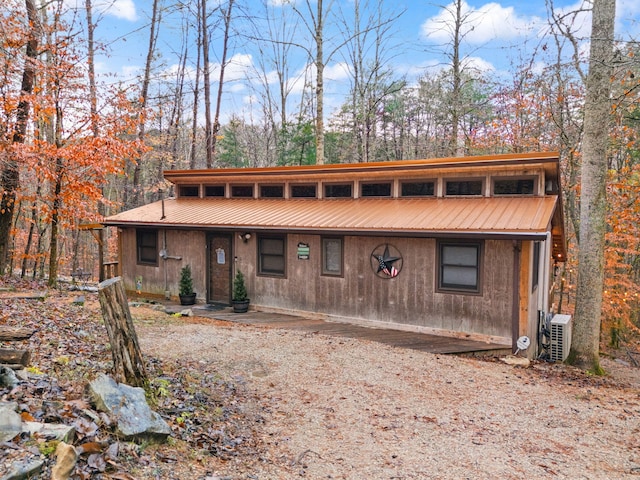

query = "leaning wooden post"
[98,277,147,387]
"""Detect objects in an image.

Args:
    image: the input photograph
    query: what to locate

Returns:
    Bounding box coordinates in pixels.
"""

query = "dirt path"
[138,317,640,479]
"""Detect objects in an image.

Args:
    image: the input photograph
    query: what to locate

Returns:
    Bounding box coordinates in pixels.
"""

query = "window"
[259,236,286,276]
[260,185,284,198]
[322,237,343,276]
[532,241,541,291]
[445,179,483,196]
[361,182,391,197]
[401,181,435,197]
[231,185,254,198]
[204,185,225,197]
[437,241,482,293]
[136,230,158,266]
[291,184,317,198]
[179,185,200,197]
[324,183,352,198]
[494,178,536,195]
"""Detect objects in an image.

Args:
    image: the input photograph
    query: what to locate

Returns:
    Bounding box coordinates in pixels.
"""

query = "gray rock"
[0,367,19,388]
[72,295,85,306]
[22,422,75,443]
[0,458,45,480]
[0,401,22,443]
[88,374,171,443]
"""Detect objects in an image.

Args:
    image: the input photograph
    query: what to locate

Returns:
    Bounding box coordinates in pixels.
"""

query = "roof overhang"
[103,196,565,258]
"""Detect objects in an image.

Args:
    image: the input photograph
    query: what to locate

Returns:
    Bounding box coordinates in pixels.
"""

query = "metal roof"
[163,151,561,185]
[104,196,560,239]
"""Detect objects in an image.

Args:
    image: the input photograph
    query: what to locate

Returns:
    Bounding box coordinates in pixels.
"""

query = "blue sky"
[70,0,639,123]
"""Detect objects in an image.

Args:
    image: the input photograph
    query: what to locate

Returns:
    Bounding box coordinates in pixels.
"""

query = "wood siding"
[119,228,516,342]
[245,235,514,341]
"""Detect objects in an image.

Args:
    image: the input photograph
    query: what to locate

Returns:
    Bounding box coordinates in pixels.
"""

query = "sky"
[70,0,640,123]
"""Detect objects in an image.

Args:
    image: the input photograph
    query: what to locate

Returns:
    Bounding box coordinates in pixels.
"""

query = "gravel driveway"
[138,316,640,479]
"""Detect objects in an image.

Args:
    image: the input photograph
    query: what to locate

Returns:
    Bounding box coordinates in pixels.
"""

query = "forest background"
[0,0,639,357]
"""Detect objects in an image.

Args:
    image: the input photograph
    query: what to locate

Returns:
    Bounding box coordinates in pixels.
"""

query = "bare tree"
[129,0,161,207]
[210,0,234,165]
[569,0,616,372]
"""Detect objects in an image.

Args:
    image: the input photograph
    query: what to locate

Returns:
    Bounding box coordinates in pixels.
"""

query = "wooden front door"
[208,234,232,304]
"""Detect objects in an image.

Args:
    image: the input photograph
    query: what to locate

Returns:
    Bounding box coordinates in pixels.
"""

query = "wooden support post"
[98,277,147,387]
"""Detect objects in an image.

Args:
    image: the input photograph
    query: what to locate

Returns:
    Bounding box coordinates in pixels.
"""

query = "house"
[103,151,567,358]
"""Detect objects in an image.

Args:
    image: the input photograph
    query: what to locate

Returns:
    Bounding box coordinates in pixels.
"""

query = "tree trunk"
[315,0,325,165]
[211,0,234,164]
[569,0,616,372]
[98,277,147,387]
[0,0,40,273]
[85,0,106,282]
[131,0,160,206]
[201,0,213,168]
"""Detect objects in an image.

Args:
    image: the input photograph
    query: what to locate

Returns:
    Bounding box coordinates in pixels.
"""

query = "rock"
[180,308,193,317]
[88,374,171,443]
[0,366,19,388]
[50,442,78,480]
[0,401,22,443]
[72,296,85,306]
[23,421,75,443]
[500,356,531,367]
[0,457,45,480]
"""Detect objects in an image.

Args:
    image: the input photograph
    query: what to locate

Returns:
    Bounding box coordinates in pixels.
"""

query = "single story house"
[103,152,567,357]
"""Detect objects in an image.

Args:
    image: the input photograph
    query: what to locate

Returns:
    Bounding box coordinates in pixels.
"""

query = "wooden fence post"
[98,277,147,387]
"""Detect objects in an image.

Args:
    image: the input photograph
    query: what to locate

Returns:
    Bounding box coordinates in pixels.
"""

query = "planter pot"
[232,299,250,313]
[179,293,196,305]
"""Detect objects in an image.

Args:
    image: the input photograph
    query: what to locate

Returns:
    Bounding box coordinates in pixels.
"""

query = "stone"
[0,401,22,443]
[0,458,45,480]
[50,442,78,480]
[72,296,85,306]
[500,356,531,367]
[88,374,171,443]
[0,367,19,388]
[23,421,75,443]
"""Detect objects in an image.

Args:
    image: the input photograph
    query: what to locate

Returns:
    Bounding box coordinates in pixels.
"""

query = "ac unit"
[549,314,572,362]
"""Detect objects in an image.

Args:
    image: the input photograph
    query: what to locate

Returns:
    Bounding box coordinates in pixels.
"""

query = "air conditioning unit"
[549,314,572,362]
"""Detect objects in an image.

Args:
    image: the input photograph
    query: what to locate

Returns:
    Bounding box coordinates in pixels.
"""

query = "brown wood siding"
[118,228,514,340]
[119,229,207,300]
[249,235,514,340]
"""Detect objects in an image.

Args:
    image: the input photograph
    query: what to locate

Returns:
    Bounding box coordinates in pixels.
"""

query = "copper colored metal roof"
[104,196,560,239]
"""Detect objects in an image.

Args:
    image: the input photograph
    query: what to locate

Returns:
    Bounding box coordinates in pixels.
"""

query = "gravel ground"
[138,317,640,480]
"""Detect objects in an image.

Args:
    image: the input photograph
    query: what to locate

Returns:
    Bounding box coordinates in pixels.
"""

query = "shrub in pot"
[232,271,250,313]
[179,265,196,305]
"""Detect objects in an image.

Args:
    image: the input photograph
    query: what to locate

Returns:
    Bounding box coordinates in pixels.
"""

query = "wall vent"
[549,314,572,362]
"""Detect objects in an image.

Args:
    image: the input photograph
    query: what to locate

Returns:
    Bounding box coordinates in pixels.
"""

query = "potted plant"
[232,270,250,313]
[179,265,196,305]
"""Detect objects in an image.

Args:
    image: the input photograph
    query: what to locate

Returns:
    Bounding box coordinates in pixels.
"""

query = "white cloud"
[209,53,255,83]
[461,56,495,73]
[421,1,541,45]
[62,0,137,21]
[93,0,137,21]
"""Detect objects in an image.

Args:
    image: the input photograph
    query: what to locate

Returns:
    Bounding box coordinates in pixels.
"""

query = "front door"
[208,234,232,304]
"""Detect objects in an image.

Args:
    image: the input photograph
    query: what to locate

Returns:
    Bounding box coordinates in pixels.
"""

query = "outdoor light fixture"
[239,233,252,243]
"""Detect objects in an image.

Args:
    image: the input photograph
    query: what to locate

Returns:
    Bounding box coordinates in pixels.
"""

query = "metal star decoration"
[370,244,402,278]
